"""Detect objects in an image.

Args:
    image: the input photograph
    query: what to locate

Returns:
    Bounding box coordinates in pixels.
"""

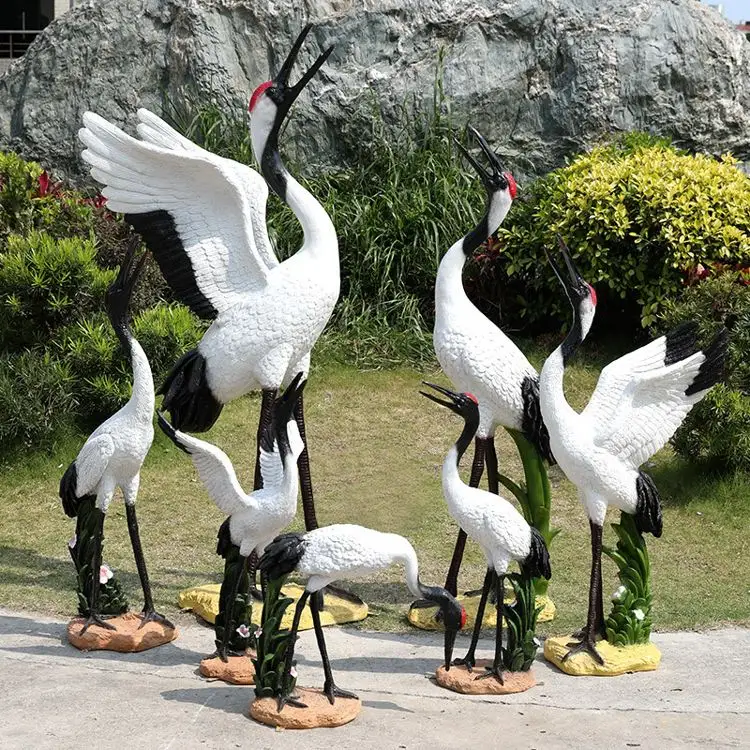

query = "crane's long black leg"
[485,437,499,495]
[278,591,311,711]
[477,572,505,683]
[79,509,116,635]
[294,395,318,531]
[126,503,174,630]
[310,590,358,704]
[563,521,605,665]
[218,554,249,662]
[444,437,487,597]
[248,389,277,600]
[453,567,493,672]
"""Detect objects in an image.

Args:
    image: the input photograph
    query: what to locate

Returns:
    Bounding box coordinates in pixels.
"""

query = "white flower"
[533,636,542,648]
[290,666,297,678]
[633,609,645,621]
[255,626,263,638]
[99,564,114,585]
[611,585,627,602]
[236,624,250,639]
[67,534,77,550]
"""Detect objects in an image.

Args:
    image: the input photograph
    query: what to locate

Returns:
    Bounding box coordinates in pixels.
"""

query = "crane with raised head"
[59,241,171,634]
[421,383,551,683]
[540,238,728,663]
[433,126,554,597]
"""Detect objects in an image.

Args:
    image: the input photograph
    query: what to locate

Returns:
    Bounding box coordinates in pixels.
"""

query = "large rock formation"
[1,0,748,181]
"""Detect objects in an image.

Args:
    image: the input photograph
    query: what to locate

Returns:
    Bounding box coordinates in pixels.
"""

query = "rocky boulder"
[0,0,748,181]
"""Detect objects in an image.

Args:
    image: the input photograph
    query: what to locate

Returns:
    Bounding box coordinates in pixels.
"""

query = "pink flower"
[236,623,250,639]
[38,171,50,196]
[67,534,77,550]
[255,626,262,638]
[99,564,114,585]
[290,666,297,678]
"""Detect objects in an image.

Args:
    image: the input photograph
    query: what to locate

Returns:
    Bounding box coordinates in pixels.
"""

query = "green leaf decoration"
[501,573,541,672]
[603,511,653,645]
[68,496,128,616]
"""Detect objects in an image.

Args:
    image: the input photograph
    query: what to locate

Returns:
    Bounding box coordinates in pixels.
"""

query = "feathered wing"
[74,433,116,497]
[586,327,728,468]
[158,417,250,515]
[257,420,303,491]
[134,109,278,273]
[79,111,269,318]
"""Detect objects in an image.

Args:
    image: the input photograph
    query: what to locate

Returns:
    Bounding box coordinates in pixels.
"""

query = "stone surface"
[199,653,255,685]
[544,635,662,676]
[178,582,368,628]
[249,687,361,729]
[67,611,178,652]
[408,590,555,630]
[1,1,748,182]
[435,661,536,694]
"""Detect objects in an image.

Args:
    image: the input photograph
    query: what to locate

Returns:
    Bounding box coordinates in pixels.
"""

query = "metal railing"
[0,30,44,60]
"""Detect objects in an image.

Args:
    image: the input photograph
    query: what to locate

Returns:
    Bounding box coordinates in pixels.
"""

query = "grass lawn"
[1,347,748,636]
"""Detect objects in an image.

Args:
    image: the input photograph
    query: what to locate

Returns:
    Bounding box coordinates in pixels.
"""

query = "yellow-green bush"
[494,136,750,329]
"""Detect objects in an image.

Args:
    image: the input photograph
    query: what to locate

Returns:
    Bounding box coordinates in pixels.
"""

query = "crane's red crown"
[504,172,517,200]
[587,283,597,306]
[249,81,273,113]
[466,393,479,405]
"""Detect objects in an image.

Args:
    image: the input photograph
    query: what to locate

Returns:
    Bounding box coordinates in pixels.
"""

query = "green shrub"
[657,271,750,470]
[494,136,750,329]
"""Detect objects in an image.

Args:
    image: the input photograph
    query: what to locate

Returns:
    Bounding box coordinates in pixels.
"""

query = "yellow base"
[178,582,368,631]
[543,636,661,676]
[408,592,555,631]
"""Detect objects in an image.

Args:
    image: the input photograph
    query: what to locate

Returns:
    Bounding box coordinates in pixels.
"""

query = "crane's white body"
[73,338,154,513]
[295,524,428,597]
[79,109,331,400]
[433,193,536,439]
[441,444,532,574]
[540,319,713,526]
[167,422,304,557]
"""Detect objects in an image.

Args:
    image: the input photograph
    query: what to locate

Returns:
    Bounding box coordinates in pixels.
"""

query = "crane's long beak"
[419,382,463,414]
[273,24,334,107]
[547,235,585,298]
[275,372,307,426]
[444,627,457,670]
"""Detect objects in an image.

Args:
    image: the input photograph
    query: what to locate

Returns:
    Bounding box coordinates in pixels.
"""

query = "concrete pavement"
[0,608,748,749]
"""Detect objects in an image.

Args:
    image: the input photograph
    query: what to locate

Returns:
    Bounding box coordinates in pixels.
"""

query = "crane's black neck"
[461,212,490,257]
[560,302,583,366]
[260,123,289,202]
[455,411,480,466]
[109,315,134,358]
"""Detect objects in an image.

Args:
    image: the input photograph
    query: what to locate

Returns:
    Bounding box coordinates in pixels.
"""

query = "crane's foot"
[323,680,359,705]
[79,613,117,636]
[138,609,175,630]
[452,653,477,673]
[562,637,605,666]
[277,693,308,711]
[475,665,505,685]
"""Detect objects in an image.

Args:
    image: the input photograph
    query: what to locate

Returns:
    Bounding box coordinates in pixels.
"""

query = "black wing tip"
[635,471,663,538]
[664,321,700,366]
[59,462,82,518]
[216,517,233,559]
[258,532,307,580]
[524,527,552,580]
[520,376,556,465]
[685,326,729,397]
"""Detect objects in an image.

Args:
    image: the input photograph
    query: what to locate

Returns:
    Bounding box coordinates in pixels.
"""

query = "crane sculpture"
[432,127,554,602]
[540,238,728,667]
[59,242,173,642]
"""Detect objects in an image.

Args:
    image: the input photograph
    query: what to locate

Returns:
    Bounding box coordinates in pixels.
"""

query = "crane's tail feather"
[522,527,552,580]
[158,348,223,432]
[634,470,663,538]
[216,517,233,559]
[685,327,729,397]
[259,532,307,580]
[521,375,555,465]
[59,462,92,518]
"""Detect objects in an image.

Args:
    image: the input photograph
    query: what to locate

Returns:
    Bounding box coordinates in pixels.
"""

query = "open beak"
[444,628,457,671]
[547,235,584,296]
[276,371,307,423]
[273,24,334,108]
[419,382,462,414]
[454,125,506,191]
[114,238,148,294]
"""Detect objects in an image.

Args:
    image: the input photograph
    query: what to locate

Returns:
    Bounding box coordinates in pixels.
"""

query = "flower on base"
[67,534,77,550]
[633,608,645,621]
[255,626,262,638]
[236,623,250,639]
[289,666,297,679]
[99,564,114,585]
[611,585,627,602]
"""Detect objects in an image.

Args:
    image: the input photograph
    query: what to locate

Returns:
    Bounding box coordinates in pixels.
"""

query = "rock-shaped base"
[200,653,255,685]
[67,612,178,652]
[435,661,536,694]
[250,687,361,729]
[544,636,661,676]
[409,592,555,631]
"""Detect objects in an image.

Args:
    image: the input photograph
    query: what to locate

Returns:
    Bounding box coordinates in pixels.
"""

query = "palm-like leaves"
[502,573,542,672]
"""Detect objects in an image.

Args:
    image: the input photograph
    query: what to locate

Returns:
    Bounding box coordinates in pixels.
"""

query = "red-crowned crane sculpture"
[431,127,555,605]
[540,238,728,672]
